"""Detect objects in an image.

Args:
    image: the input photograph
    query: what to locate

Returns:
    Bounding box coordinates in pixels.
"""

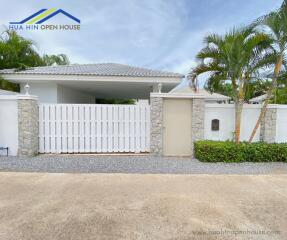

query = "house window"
[211,119,220,131]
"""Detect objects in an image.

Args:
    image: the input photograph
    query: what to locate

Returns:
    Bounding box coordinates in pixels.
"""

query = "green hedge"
[194,141,287,162]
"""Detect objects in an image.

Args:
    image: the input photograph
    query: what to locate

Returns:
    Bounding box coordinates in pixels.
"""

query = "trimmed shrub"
[194,141,287,162]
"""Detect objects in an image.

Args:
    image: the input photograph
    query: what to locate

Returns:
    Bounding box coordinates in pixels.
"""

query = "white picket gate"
[39,104,150,153]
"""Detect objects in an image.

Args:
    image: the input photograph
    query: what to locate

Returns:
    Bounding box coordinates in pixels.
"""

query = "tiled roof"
[0,89,19,95]
[249,94,267,103]
[170,86,231,100]
[0,63,184,78]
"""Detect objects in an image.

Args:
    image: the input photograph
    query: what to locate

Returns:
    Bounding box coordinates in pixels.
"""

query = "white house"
[249,94,268,104]
[0,89,19,95]
[0,63,184,103]
[169,85,231,103]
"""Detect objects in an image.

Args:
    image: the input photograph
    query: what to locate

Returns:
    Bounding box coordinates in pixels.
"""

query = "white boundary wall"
[205,104,287,142]
[0,96,18,156]
[39,104,150,153]
[276,106,287,143]
[0,94,38,156]
[205,104,274,142]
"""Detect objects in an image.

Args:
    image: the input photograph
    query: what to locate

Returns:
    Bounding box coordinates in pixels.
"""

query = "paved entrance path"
[0,155,287,174]
[0,173,286,240]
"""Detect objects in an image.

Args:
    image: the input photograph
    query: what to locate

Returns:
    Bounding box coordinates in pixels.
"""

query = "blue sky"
[0,0,283,78]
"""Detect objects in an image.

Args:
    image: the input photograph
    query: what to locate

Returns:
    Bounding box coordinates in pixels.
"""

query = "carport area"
[0,63,183,103]
[0,173,286,240]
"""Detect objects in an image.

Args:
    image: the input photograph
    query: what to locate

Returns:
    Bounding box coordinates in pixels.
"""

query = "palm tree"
[0,30,44,70]
[191,26,272,143]
[0,30,70,92]
[42,54,70,66]
[249,1,287,142]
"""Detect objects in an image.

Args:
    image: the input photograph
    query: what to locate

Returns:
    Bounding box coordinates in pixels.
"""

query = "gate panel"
[39,104,150,153]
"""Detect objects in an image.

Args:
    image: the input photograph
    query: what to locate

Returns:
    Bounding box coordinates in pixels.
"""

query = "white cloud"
[0,0,283,85]
[169,59,196,74]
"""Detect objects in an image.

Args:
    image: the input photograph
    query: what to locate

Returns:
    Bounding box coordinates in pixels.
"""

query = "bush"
[194,141,287,162]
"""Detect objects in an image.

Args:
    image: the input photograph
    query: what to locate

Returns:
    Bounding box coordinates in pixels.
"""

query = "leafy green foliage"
[193,27,274,143]
[194,141,287,162]
[0,30,44,70]
[0,30,70,92]
[42,54,70,66]
[193,27,274,100]
[193,0,287,104]
[272,88,287,104]
[269,69,287,103]
[96,98,136,104]
[0,76,19,92]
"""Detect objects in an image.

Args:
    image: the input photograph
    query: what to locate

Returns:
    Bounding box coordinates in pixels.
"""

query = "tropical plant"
[249,1,287,142]
[0,30,70,92]
[191,26,272,143]
[96,98,136,104]
[42,54,70,66]
[0,75,19,92]
[0,30,44,70]
[205,82,234,100]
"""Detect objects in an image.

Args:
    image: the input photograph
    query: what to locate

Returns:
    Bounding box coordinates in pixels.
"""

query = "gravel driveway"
[0,154,287,174]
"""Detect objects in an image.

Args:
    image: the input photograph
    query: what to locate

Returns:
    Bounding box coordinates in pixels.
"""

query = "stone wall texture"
[260,108,277,143]
[191,98,205,153]
[149,97,205,157]
[18,99,39,156]
[150,97,163,156]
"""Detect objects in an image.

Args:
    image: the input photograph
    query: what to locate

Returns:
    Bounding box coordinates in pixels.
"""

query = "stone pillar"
[260,108,277,143]
[150,96,163,156]
[191,98,205,154]
[17,96,39,156]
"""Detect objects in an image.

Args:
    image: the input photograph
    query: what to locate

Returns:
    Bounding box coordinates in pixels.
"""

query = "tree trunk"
[235,99,244,144]
[235,82,244,144]
[248,55,283,143]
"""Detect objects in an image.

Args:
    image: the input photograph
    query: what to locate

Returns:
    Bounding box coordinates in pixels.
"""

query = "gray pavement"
[0,154,287,174]
[0,173,286,240]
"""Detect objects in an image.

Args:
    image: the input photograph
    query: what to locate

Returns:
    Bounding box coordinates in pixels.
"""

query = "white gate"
[39,104,150,153]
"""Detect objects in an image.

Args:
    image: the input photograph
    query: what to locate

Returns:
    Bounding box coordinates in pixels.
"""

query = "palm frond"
[196,46,220,61]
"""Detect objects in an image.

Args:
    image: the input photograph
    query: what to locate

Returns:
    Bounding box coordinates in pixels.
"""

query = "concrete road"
[0,173,286,240]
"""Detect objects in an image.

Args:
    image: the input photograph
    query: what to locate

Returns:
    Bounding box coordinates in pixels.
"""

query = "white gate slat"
[56,105,62,153]
[44,105,50,153]
[39,105,44,153]
[79,106,85,152]
[129,106,135,152]
[107,106,113,152]
[102,106,108,152]
[39,103,150,154]
[84,106,91,152]
[50,105,56,153]
[96,106,102,152]
[73,106,79,152]
[146,106,150,152]
[135,106,140,153]
[67,106,73,153]
[124,106,130,152]
[90,106,96,152]
[113,106,119,152]
[118,106,124,152]
[140,106,146,152]
[62,105,68,153]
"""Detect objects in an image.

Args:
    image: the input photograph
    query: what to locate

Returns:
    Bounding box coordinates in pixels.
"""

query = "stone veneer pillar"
[260,108,277,143]
[17,96,39,156]
[150,96,164,156]
[150,95,205,157]
[191,98,205,153]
